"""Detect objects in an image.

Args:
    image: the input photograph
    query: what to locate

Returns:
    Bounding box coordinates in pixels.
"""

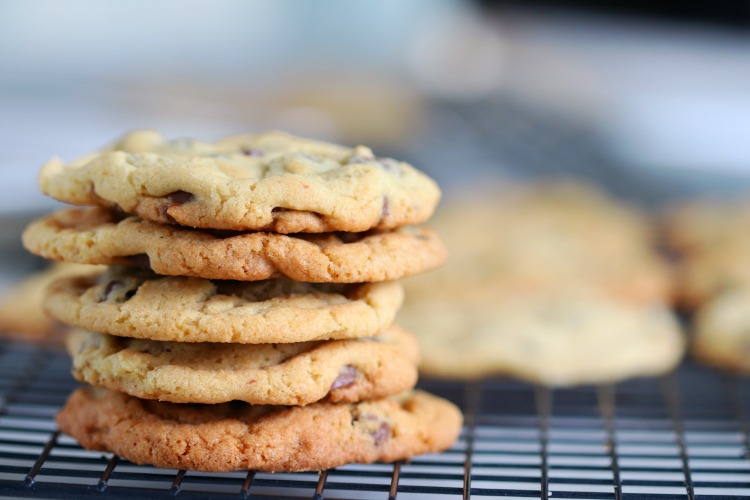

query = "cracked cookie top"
[39,130,441,233]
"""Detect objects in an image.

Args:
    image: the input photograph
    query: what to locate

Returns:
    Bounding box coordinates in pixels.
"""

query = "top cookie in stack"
[24,131,447,282]
[22,130,462,473]
[37,130,439,233]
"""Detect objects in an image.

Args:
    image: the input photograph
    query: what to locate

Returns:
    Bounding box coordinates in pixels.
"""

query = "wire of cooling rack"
[3,341,750,499]
[597,385,624,500]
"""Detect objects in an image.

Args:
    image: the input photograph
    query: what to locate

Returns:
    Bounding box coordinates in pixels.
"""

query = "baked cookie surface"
[67,325,418,405]
[23,208,447,282]
[398,292,684,385]
[693,286,750,372]
[38,130,441,233]
[56,387,462,472]
[45,266,403,343]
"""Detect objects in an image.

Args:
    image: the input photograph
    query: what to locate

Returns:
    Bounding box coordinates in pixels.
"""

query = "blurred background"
[1,0,750,279]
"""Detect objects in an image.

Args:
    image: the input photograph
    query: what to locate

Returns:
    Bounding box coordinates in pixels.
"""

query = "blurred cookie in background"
[399,181,682,385]
[663,200,750,254]
[0,263,103,343]
[664,199,750,308]
[693,285,750,373]
[399,290,684,385]
[405,181,673,305]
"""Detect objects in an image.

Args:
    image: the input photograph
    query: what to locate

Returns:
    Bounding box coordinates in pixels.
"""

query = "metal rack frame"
[2,341,750,499]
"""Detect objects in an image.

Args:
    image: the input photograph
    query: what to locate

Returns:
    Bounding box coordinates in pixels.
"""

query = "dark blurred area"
[482,0,750,27]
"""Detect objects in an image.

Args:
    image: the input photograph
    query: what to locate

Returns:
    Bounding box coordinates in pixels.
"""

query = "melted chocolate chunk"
[126,254,151,270]
[372,422,391,446]
[166,190,194,205]
[159,191,194,224]
[330,366,358,391]
[352,412,391,446]
[101,280,122,300]
[99,279,139,303]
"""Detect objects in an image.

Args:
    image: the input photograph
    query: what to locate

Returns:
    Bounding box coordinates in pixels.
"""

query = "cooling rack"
[1,340,750,499]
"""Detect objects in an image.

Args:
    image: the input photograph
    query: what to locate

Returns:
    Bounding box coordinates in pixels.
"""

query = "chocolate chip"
[158,191,194,224]
[110,206,129,222]
[99,279,139,303]
[127,254,151,270]
[158,206,176,224]
[167,190,194,205]
[330,366,358,391]
[372,422,390,446]
[102,280,122,299]
[241,147,264,157]
[381,197,390,219]
[352,412,390,446]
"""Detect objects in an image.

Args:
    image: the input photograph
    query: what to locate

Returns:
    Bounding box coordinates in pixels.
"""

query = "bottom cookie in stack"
[57,387,461,473]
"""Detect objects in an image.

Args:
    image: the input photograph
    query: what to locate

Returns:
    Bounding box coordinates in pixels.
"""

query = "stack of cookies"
[22,130,462,472]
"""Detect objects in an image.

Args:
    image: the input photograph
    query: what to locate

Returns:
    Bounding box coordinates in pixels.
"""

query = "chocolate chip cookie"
[45,266,403,343]
[56,387,462,472]
[38,130,441,233]
[67,324,418,405]
[23,208,447,282]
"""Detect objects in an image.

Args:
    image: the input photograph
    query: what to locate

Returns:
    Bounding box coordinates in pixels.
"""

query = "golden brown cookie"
[23,207,447,282]
[38,130,441,233]
[67,325,419,405]
[45,266,403,343]
[56,387,463,472]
